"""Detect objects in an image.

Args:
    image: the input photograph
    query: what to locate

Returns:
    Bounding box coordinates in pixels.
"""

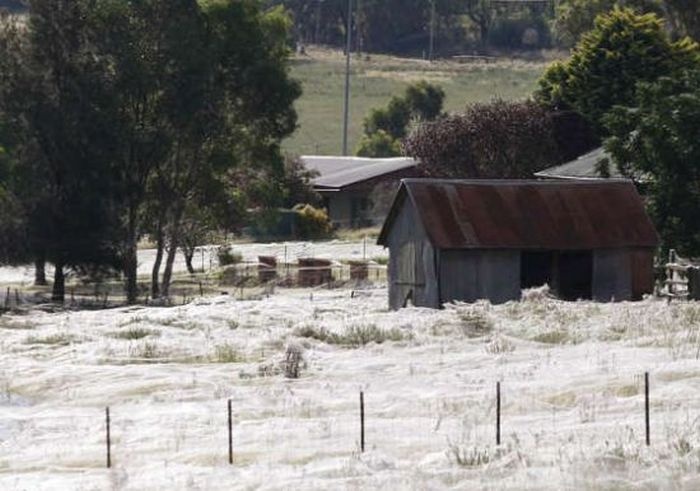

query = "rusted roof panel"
[378,179,659,249]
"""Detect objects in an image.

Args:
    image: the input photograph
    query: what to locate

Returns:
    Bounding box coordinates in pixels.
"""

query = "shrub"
[356,130,401,158]
[293,204,333,240]
[295,323,408,347]
[217,245,242,267]
[403,99,560,179]
[447,443,492,467]
[283,344,304,378]
[213,343,243,363]
[109,328,160,340]
[357,81,445,158]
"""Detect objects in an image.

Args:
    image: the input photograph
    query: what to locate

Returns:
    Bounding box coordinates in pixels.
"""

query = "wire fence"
[1,371,670,472]
[0,259,389,311]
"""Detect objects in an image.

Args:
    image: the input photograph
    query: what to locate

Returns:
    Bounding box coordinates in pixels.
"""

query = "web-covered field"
[1,285,700,490]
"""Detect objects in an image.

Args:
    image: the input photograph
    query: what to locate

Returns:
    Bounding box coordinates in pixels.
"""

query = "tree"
[0,0,301,304]
[604,69,700,256]
[553,0,663,47]
[403,99,560,178]
[0,1,123,302]
[356,130,402,158]
[357,81,444,157]
[93,0,300,301]
[465,0,494,47]
[663,1,700,40]
[537,8,699,132]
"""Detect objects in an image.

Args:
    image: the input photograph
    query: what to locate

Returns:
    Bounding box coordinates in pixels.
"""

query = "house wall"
[324,192,374,228]
[386,201,439,309]
[323,193,350,227]
[439,249,521,305]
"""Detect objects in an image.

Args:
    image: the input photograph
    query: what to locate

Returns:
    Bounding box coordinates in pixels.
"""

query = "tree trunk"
[161,237,179,298]
[183,245,195,275]
[51,260,65,303]
[124,204,139,305]
[161,207,184,298]
[34,255,47,286]
[151,214,166,299]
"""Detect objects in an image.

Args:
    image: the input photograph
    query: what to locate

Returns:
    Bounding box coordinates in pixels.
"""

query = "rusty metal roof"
[377,179,659,250]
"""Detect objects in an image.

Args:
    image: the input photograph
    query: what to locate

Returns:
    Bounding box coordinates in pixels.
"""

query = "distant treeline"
[0,0,25,13]
[265,0,699,56]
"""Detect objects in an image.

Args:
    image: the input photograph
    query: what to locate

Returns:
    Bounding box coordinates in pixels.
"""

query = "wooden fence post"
[105,406,111,468]
[360,391,365,453]
[645,372,650,446]
[496,381,501,446]
[228,399,233,464]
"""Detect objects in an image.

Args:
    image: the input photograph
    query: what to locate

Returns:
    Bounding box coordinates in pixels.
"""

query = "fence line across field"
[0,371,661,471]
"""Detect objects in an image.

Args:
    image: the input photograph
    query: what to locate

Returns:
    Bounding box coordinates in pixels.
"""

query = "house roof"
[301,156,417,191]
[535,147,623,180]
[377,179,659,250]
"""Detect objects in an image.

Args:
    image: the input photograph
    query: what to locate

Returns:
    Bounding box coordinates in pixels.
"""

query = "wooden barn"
[377,179,659,310]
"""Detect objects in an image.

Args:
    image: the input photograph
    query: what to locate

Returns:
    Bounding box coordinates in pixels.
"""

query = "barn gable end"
[382,190,440,309]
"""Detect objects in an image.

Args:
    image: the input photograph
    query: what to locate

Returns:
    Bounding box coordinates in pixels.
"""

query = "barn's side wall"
[439,249,521,305]
[593,249,632,301]
[386,201,439,309]
[629,248,655,300]
[593,247,656,301]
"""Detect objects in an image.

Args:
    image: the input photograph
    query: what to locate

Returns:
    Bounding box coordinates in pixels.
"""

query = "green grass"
[284,47,548,156]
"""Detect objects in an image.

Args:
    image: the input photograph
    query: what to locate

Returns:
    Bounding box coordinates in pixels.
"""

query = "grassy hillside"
[284,47,551,156]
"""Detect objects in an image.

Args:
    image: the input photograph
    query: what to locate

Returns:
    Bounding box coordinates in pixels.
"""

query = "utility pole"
[315,0,322,44]
[342,0,353,156]
[429,0,436,61]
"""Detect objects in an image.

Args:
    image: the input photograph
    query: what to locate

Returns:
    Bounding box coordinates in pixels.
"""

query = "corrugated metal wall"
[439,250,521,305]
[384,197,656,308]
[593,249,632,301]
[630,249,655,300]
[385,201,439,309]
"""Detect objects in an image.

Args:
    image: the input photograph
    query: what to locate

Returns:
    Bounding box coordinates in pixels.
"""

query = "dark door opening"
[521,251,554,289]
[557,251,593,300]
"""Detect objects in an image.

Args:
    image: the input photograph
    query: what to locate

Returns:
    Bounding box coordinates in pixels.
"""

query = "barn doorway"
[557,251,593,300]
[520,251,554,289]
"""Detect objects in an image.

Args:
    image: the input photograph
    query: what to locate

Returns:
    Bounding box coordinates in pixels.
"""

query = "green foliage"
[217,245,243,267]
[293,203,333,240]
[403,99,559,178]
[604,69,700,256]
[363,97,412,141]
[356,130,402,158]
[358,81,444,158]
[403,81,446,121]
[553,0,663,48]
[537,8,700,131]
[488,10,552,49]
[0,0,301,302]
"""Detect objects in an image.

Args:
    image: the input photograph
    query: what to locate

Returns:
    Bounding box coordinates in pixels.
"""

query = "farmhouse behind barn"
[302,156,419,228]
[378,179,659,309]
